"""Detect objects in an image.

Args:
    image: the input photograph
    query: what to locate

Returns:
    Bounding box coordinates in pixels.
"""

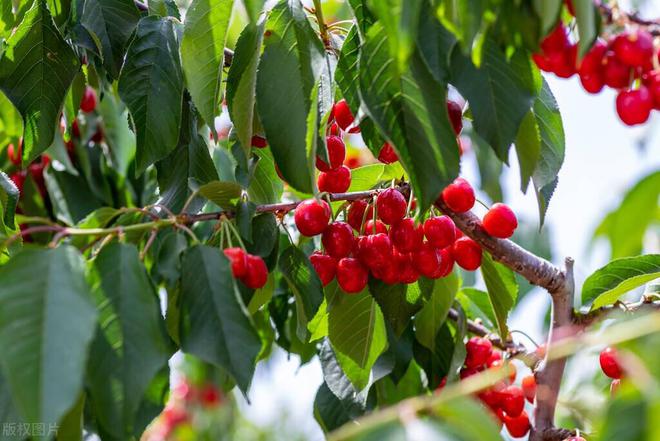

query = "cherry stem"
[475,198,490,210]
[509,329,540,349]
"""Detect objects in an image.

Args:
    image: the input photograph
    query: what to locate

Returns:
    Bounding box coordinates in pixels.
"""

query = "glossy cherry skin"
[80,86,97,113]
[424,215,456,249]
[541,23,569,54]
[452,236,482,270]
[430,247,454,278]
[251,135,268,148]
[10,171,26,194]
[333,99,355,131]
[503,410,530,438]
[347,200,374,231]
[580,73,605,94]
[412,242,442,278]
[500,385,525,417]
[490,359,517,384]
[600,347,623,379]
[310,252,337,286]
[224,247,248,278]
[322,222,355,259]
[603,51,631,89]
[316,135,346,171]
[371,259,399,285]
[441,178,475,213]
[487,350,502,366]
[395,251,419,284]
[612,30,654,67]
[446,100,463,135]
[389,218,423,253]
[242,254,268,289]
[521,375,536,403]
[363,233,393,268]
[578,39,607,75]
[336,257,369,293]
[647,72,660,109]
[376,188,407,225]
[377,142,398,164]
[483,203,518,238]
[616,87,653,126]
[465,336,493,369]
[318,165,351,193]
[294,199,331,236]
[364,219,388,235]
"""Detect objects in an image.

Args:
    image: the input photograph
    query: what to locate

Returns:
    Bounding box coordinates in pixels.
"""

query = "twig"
[597,2,660,36]
[574,297,660,326]
[446,308,527,354]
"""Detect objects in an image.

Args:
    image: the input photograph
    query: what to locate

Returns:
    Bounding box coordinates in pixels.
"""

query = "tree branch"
[574,298,660,327]
[597,2,660,36]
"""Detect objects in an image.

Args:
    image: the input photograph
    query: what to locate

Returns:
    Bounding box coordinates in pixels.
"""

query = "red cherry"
[503,410,530,438]
[10,171,26,194]
[72,119,81,138]
[521,375,536,404]
[371,259,399,285]
[459,366,480,380]
[603,51,631,89]
[7,141,22,166]
[224,247,248,278]
[41,154,51,167]
[316,135,346,171]
[395,251,419,284]
[612,30,654,67]
[483,203,518,239]
[532,52,553,72]
[376,188,407,225]
[452,236,482,270]
[446,100,463,135]
[600,347,623,379]
[80,86,97,113]
[553,44,577,78]
[363,233,393,268]
[424,215,456,249]
[389,218,423,253]
[580,73,605,94]
[328,122,340,136]
[565,0,575,15]
[333,99,355,131]
[412,242,442,278]
[430,247,454,278]
[321,221,354,259]
[310,252,337,286]
[336,257,368,293]
[28,163,46,195]
[487,350,502,366]
[294,199,331,236]
[318,165,351,193]
[646,72,660,109]
[199,384,222,408]
[541,23,569,54]
[377,142,398,164]
[91,126,104,143]
[364,219,388,235]
[347,200,374,231]
[344,155,361,169]
[578,39,607,75]
[616,86,653,126]
[441,178,475,213]
[490,359,517,384]
[465,336,493,369]
[162,405,189,430]
[479,383,505,410]
[610,378,621,396]
[241,254,268,289]
[251,135,268,148]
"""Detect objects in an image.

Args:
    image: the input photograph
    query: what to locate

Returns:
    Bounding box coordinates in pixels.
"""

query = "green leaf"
[98,91,136,178]
[456,288,497,329]
[514,110,541,193]
[118,16,184,175]
[414,272,460,351]
[314,382,352,434]
[0,246,97,430]
[226,19,265,154]
[279,246,324,341]
[573,0,601,58]
[197,180,242,210]
[359,22,459,211]
[446,304,467,381]
[326,281,388,370]
[470,131,503,202]
[80,0,141,78]
[594,171,660,259]
[63,71,85,124]
[247,148,284,204]
[0,92,23,145]
[417,10,456,84]
[0,371,23,441]
[44,166,103,224]
[255,0,325,193]
[0,171,19,230]
[148,0,180,18]
[242,0,265,22]
[369,0,423,72]
[370,280,423,337]
[318,341,369,411]
[180,245,261,393]
[532,0,563,35]
[434,395,503,441]
[86,243,173,439]
[56,394,84,441]
[480,253,518,339]
[436,0,489,58]
[449,41,538,161]
[0,0,80,164]
[181,0,233,130]
[583,255,660,309]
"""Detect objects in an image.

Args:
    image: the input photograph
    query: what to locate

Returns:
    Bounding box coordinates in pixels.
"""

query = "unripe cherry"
[616,86,653,126]
[612,29,654,67]
[364,219,388,235]
[500,385,525,418]
[377,142,398,164]
[80,86,97,113]
[446,100,463,135]
[376,188,407,225]
[310,252,337,286]
[316,135,346,171]
[318,165,351,193]
[389,218,423,253]
[412,242,442,278]
[441,177,475,213]
[347,200,374,231]
[452,236,482,270]
[336,257,368,293]
[465,336,493,369]
[224,247,248,278]
[483,203,518,238]
[321,222,354,259]
[242,254,268,289]
[333,99,356,131]
[294,199,331,237]
[424,215,456,249]
[503,410,530,438]
[521,375,536,403]
[600,347,623,379]
[251,135,268,148]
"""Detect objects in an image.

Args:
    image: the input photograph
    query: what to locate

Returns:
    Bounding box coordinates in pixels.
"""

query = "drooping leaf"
[370,280,423,337]
[480,253,518,339]
[242,0,265,22]
[436,0,489,59]
[0,247,97,430]
[318,341,369,413]
[118,16,184,175]
[247,148,283,204]
[197,180,242,210]
[86,243,173,439]
[369,0,423,72]
[98,91,136,177]
[583,255,660,309]
[180,245,261,393]
[0,171,19,230]
[514,110,541,194]
[148,0,181,18]
[0,0,80,164]
[414,272,460,351]
[314,382,352,434]
[359,22,459,211]
[255,0,325,193]
[80,0,141,78]
[181,0,234,130]
[532,0,563,35]
[434,395,504,441]
[63,71,85,124]
[44,166,103,224]
[573,0,601,58]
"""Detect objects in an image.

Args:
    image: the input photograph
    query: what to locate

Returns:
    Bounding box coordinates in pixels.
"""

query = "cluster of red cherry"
[291,176,518,294]
[223,247,268,289]
[600,346,624,394]
[533,19,660,126]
